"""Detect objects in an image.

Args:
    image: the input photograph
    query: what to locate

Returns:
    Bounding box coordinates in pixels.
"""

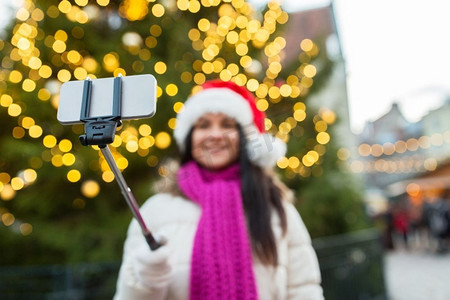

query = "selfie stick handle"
[79,76,163,251]
[100,145,163,250]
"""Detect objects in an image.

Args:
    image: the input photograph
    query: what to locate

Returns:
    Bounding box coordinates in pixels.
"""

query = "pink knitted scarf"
[177,161,258,300]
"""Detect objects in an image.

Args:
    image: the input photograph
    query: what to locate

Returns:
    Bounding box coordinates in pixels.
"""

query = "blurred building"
[421,97,450,160]
[358,103,422,145]
[357,102,424,189]
[353,95,450,207]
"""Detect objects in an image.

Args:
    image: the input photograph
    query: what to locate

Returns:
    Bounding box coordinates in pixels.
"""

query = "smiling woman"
[114,80,324,300]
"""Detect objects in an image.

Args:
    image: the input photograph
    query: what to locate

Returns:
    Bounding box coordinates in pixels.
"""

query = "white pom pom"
[246,133,286,168]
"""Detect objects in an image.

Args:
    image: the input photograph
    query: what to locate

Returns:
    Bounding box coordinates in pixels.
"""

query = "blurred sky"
[252,0,450,134]
[2,0,450,134]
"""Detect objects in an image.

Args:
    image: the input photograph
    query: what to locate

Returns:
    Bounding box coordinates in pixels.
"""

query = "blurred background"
[0,0,449,299]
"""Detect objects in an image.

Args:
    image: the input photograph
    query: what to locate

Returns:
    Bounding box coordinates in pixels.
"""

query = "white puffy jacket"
[114,193,324,300]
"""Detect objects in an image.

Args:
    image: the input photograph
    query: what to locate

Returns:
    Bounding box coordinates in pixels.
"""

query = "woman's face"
[191,113,240,171]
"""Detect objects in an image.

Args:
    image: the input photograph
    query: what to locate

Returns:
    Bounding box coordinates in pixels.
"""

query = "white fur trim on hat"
[174,88,286,168]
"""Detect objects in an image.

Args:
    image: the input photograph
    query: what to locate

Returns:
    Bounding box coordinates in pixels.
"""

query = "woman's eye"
[195,122,210,129]
[222,121,236,128]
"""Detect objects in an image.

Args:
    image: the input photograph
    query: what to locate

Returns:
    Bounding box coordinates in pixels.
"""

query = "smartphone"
[57,74,157,125]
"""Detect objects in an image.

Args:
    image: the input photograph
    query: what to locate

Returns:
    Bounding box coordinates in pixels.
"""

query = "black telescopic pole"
[99,145,163,250]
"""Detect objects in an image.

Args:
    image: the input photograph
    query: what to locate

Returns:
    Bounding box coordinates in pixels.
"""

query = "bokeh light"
[81,180,100,198]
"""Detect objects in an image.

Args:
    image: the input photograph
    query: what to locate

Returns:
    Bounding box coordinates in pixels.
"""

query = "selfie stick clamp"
[79,76,163,251]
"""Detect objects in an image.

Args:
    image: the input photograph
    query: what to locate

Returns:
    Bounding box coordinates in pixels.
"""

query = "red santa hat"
[173,80,286,168]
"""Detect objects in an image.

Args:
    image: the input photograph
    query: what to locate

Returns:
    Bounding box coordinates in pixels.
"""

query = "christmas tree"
[0,0,368,265]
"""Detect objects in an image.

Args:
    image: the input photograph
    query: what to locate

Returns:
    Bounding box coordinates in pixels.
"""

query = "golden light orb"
[28,57,42,69]
[154,61,167,74]
[8,104,22,117]
[293,110,306,122]
[101,170,114,182]
[103,53,119,72]
[81,180,100,198]
[2,213,15,226]
[166,83,178,96]
[52,40,67,53]
[126,140,139,153]
[58,0,72,13]
[51,155,64,167]
[23,169,37,183]
[11,177,25,190]
[1,95,13,107]
[155,132,171,149]
[358,144,371,157]
[62,153,76,166]
[303,64,317,78]
[20,223,33,235]
[59,139,73,152]
[75,0,89,6]
[57,69,71,82]
[29,125,43,138]
[198,18,211,32]
[22,79,36,92]
[74,67,88,80]
[43,135,57,148]
[12,127,25,139]
[277,157,289,169]
[97,0,110,6]
[317,132,330,145]
[9,70,23,83]
[152,4,165,17]
[39,65,53,78]
[117,157,129,170]
[138,124,152,136]
[300,39,314,52]
[337,148,350,160]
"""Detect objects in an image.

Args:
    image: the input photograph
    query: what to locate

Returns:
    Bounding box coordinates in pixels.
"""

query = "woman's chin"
[201,161,228,171]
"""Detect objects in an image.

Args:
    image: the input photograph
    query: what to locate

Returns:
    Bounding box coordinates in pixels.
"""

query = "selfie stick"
[78,76,163,251]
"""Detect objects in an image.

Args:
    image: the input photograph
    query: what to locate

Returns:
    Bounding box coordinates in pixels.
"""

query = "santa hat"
[173,80,286,168]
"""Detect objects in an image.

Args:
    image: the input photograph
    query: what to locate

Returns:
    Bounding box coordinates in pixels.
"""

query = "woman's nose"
[208,126,224,139]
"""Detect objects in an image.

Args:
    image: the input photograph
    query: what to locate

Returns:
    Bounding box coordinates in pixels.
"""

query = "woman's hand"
[132,239,173,289]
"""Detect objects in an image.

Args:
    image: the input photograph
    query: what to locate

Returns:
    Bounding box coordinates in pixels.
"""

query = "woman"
[114,80,324,299]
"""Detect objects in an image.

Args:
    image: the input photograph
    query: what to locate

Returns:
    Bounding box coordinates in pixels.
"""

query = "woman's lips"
[204,146,227,154]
